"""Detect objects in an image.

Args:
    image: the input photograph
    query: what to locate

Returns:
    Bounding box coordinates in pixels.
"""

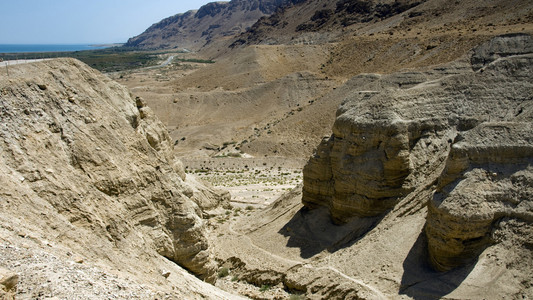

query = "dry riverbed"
[188,161,305,299]
[189,167,302,209]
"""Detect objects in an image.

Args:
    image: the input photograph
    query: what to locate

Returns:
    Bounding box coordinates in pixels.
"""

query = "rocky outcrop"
[0,58,229,289]
[303,33,533,273]
[427,123,533,271]
[471,33,533,71]
[302,70,459,223]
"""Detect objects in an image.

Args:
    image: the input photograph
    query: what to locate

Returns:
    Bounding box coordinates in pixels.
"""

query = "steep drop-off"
[0,58,238,298]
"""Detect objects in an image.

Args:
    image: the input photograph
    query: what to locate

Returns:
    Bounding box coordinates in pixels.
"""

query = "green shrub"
[174,57,215,64]
[218,267,229,278]
[259,284,271,292]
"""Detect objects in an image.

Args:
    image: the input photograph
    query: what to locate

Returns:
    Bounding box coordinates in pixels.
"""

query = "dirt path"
[161,55,175,67]
[228,222,303,266]
[219,205,388,299]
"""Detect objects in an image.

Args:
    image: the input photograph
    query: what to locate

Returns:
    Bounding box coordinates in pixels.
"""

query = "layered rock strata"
[303,34,533,270]
[427,123,533,271]
[0,58,228,284]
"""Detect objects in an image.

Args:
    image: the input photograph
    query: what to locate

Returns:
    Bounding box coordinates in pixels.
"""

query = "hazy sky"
[0,0,214,44]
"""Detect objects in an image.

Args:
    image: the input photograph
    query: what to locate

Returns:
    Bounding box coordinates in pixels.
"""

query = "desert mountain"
[0,58,242,299]
[124,0,304,51]
[231,0,533,48]
[117,0,532,161]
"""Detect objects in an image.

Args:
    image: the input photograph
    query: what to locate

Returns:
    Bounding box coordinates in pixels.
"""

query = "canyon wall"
[303,34,533,270]
[0,58,233,298]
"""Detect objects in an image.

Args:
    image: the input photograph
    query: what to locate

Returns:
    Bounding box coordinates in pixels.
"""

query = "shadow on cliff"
[399,232,477,299]
[278,206,382,259]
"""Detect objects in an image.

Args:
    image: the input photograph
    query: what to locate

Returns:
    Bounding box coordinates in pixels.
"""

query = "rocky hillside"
[124,0,304,51]
[231,0,533,47]
[297,34,532,297]
[230,0,420,47]
[0,58,240,299]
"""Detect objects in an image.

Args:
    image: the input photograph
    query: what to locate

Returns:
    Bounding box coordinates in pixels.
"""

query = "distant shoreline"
[89,43,124,48]
[0,43,123,54]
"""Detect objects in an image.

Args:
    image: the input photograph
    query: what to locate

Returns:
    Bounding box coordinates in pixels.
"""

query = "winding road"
[160,55,175,67]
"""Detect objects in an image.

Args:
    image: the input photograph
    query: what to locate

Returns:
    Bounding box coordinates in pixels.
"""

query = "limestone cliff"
[427,123,533,271]
[0,58,234,298]
[303,33,533,274]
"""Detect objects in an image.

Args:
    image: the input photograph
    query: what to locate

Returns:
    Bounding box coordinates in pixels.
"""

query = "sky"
[0,0,215,44]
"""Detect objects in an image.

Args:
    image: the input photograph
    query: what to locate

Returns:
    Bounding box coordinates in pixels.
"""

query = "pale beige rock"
[0,58,239,298]
[427,123,533,271]
[0,267,18,292]
[304,34,533,223]
[298,34,533,298]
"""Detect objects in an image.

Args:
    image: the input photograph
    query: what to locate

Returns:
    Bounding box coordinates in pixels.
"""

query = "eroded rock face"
[427,123,533,271]
[303,34,532,271]
[471,33,533,71]
[303,73,458,223]
[0,58,228,283]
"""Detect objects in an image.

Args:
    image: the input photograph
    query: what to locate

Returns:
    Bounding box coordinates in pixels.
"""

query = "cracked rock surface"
[0,58,238,299]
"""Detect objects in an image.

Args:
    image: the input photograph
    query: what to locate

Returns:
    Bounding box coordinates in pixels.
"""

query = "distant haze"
[0,0,214,44]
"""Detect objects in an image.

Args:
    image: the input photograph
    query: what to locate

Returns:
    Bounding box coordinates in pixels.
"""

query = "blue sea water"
[0,44,110,53]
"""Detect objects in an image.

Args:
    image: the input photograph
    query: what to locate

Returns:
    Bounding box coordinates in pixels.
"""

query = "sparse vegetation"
[194,168,301,188]
[218,267,230,278]
[259,284,271,292]
[173,57,215,64]
[0,48,169,72]
[0,48,212,73]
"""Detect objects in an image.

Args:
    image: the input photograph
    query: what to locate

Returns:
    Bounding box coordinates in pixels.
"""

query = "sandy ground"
[189,163,305,299]
[192,166,303,209]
